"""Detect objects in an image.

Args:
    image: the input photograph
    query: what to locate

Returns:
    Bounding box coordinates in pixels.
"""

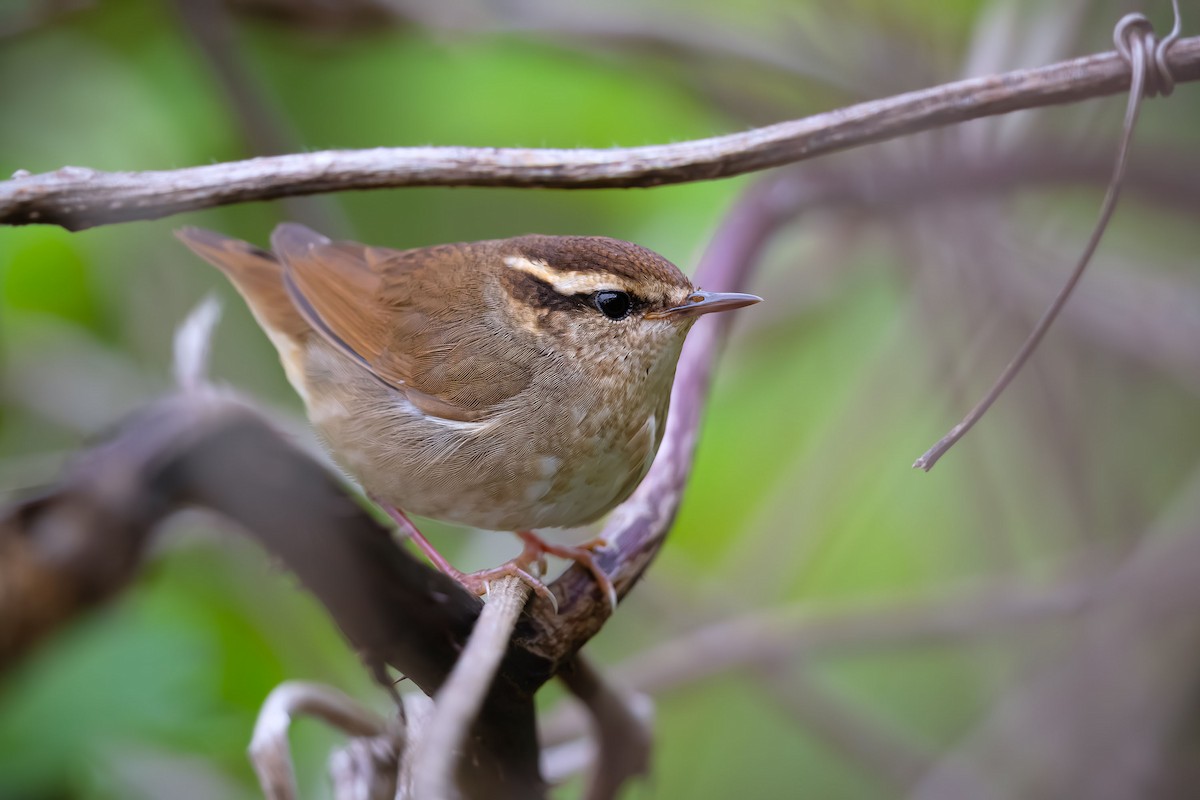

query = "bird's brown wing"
[271,223,534,422]
[175,227,311,345]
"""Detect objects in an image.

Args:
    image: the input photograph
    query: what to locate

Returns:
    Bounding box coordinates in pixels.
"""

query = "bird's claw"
[517,532,618,614]
[459,564,558,613]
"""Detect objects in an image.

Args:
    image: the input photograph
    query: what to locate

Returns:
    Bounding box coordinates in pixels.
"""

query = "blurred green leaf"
[1,230,101,329]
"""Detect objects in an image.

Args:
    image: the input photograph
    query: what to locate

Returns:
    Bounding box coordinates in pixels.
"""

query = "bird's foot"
[377,501,559,610]
[451,558,559,613]
[376,501,614,613]
[517,531,618,613]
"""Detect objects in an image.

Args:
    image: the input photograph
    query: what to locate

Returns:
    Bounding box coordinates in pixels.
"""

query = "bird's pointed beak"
[646,290,762,319]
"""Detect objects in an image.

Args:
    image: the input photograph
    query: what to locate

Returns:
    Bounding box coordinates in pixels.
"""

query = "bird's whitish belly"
[301,349,662,532]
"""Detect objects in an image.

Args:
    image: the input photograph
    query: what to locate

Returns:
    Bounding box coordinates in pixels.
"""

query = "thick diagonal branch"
[0,392,543,799]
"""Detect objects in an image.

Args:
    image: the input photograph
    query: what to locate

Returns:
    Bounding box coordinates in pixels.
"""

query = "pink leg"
[377,502,559,611]
[380,504,459,575]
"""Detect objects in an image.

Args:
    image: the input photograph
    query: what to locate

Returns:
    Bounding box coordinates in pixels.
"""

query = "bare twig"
[410,576,534,800]
[249,681,391,800]
[3,37,1198,229]
[328,734,402,800]
[913,8,1185,471]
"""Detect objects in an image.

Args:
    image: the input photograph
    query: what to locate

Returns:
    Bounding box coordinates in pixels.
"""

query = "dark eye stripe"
[502,270,590,312]
[502,269,652,323]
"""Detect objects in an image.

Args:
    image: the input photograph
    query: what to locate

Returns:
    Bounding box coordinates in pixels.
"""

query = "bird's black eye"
[594,290,632,320]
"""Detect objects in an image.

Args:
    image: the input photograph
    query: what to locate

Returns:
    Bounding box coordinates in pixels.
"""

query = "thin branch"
[2,37,1198,229]
[249,681,391,800]
[411,576,534,800]
[328,734,402,800]
[913,10,1182,471]
[557,655,654,800]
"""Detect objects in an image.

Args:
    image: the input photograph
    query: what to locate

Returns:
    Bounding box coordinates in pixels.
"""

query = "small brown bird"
[177,224,759,609]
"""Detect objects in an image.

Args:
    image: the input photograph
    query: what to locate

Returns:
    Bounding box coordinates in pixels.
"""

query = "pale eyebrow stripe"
[504,255,633,295]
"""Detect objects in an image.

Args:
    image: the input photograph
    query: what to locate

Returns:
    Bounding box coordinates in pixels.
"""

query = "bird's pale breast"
[300,339,670,532]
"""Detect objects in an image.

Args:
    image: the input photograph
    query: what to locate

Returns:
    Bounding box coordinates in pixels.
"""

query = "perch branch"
[2,37,1198,228]
[411,576,533,800]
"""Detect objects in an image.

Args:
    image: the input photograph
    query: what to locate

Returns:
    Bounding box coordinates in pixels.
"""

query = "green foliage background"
[2,1,1198,798]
